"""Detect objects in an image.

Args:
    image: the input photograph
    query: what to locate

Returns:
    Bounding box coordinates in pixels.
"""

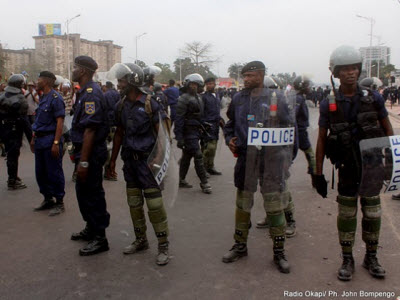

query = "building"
[2,48,35,75]
[33,33,122,79]
[359,46,391,75]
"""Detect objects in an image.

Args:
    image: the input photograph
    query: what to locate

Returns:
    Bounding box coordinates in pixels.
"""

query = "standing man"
[163,79,179,125]
[315,45,393,281]
[202,77,222,175]
[222,61,295,273]
[0,74,32,189]
[25,82,39,125]
[174,74,212,194]
[31,71,65,216]
[69,56,110,256]
[109,64,170,265]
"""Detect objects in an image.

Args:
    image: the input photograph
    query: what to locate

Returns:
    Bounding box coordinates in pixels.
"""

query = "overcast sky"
[1,0,399,83]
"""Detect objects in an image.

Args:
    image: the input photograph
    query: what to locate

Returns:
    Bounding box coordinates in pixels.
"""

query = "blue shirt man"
[32,71,66,216]
[163,79,179,123]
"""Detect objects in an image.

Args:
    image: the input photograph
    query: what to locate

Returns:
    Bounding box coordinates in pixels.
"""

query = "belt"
[132,151,151,160]
[35,131,55,138]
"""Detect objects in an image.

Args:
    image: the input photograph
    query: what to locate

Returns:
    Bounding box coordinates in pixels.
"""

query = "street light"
[135,32,147,64]
[66,14,81,81]
[356,14,375,77]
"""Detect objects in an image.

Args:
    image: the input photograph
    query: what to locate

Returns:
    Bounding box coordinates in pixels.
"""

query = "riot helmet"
[184,73,204,87]
[143,66,162,86]
[153,82,163,93]
[7,74,26,89]
[329,45,362,78]
[293,75,312,93]
[264,76,279,89]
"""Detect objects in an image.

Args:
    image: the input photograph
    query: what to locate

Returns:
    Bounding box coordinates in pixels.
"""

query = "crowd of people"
[0,44,396,281]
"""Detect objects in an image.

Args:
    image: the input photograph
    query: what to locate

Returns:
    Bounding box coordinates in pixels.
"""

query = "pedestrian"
[31,71,66,216]
[69,56,111,256]
[315,45,393,281]
[24,82,39,125]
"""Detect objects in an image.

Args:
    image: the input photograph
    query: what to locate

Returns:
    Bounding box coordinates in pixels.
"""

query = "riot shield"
[359,135,400,195]
[244,87,296,209]
[147,113,178,207]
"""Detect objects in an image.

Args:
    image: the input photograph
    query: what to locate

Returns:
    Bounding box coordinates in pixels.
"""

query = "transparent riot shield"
[147,113,179,206]
[244,87,296,209]
[106,63,134,82]
[359,135,400,195]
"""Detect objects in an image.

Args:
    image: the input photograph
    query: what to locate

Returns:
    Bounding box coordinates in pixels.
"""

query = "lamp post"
[66,14,81,81]
[135,32,147,64]
[356,14,375,78]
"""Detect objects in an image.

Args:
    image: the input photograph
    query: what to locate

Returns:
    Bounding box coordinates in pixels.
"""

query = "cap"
[74,55,98,72]
[241,61,266,74]
[39,71,56,80]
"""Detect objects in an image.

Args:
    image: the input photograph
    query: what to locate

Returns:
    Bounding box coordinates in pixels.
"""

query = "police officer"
[69,56,111,256]
[163,79,179,125]
[109,64,170,265]
[201,77,223,175]
[153,82,169,114]
[0,74,32,190]
[174,74,212,194]
[103,81,121,181]
[315,45,393,281]
[222,61,295,273]
[143,66,161,90]
[31,71,66,216]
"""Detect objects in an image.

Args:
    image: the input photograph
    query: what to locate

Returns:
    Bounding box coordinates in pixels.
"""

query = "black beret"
[74,55,98,72]
[39,71,56,80]
[105,81,113,88]
[241,61,266,74]
[204,77,216,84]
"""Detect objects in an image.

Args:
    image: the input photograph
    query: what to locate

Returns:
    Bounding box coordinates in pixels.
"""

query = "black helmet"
[153,82,162,93]
[184,73,204,87]
[293,75,312,92]
[7,74,25,89]
[143,66,161,85]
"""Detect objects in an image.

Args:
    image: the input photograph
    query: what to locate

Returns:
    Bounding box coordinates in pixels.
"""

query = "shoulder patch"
[85,102,95,114]
[87,88,93,93]
[53,93,58,98]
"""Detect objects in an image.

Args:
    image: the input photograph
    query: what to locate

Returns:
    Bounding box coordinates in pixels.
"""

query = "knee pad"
[337,195,358,218]
[126,188,144,208]
[361,196,381,219]
[235,207,251,242]
[236,189,254,212]
[144,188,163,209]
[263,192,289,213]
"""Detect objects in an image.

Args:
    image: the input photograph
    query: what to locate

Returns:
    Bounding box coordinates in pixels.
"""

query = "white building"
[359,46,391,75]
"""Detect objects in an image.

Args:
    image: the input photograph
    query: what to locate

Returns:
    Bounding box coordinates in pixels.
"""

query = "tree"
[153,62,176,84]
[181,41,217,72]
[0,43,8,82]
[380,63,395,80]
[275,72,297,86]
[173,57,216,83]
[228,63,246,79]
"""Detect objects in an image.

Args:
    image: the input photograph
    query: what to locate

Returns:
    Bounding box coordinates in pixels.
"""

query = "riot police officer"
[31,71,66,216]
[222,61,296,274]
[174,74,212,194]
[109,63,170,265]
[164,79,180,125]
[315,45,394,281]
[0,74,32,190]
[69,56,111,256]
[153,82,169,114]
[201,77,223,175]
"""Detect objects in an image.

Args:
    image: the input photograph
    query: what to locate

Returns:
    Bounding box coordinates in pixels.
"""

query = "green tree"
[228,63,246,80]
[153,62,176,84]
[173,57,216,83]
[380,63,395,80]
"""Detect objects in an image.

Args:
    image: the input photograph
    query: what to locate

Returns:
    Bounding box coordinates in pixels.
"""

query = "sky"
[1,0,400,84]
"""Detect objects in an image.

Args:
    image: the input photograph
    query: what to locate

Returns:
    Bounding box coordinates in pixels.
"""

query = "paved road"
[1,107,400,299]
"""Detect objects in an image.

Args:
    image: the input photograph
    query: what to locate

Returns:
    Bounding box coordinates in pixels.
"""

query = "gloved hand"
[177,140,185,149]
[315,174,328,198]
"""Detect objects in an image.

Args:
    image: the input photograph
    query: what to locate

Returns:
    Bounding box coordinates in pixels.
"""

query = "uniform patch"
[247,114,255,121]
[85,102,95,114]
[87,88,93,93]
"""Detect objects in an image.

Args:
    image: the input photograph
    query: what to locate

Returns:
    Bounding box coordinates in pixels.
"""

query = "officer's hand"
[315,174,328,198]
[30,138,35,153]
[77,165,89,183]
[109,160,117,177]
[228,137,238,155]
[219,118,226,129]
[51,144,60,159]
[177,140,185,149]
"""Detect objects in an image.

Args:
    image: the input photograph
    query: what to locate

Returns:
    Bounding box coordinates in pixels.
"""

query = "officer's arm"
[173,96,187,141]
[315,127,328,175]
[80,128,96,162]
[54,117,64,143]
[110,126,124,163]
[380,117,394,136]
[223,101,235,145]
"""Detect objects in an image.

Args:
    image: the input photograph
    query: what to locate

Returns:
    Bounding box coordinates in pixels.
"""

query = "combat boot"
[256,217,270,229]
[200,182,212,194]
[156,242,169,266]
[207,167,222,175]
[179,179,193,188]
[34,198,55,211]
[273,249,290,274]
[362,251,385,278]
[123,237,149,255]
[337,253,354,281]
[8,178,27,190]
[79,236,109,256]
[48,199,65,216]
[71,225,95,241]
[222,242,248,263]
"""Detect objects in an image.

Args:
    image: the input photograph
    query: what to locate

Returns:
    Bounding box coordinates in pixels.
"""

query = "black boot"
[34,198,55,211]
[222,242,247,263]
[362,251,386,278]
[337,253,354,281]
[48,199,65,216]
[179,179,193,188]
[273,249,290,274]
[207,167,222,175]
[71,224,95,241]
[79,235,109,256]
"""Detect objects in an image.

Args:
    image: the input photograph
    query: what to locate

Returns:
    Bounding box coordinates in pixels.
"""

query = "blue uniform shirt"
[70,81,109,146]
[117,94,166,155]
[295,93,309,130]
[163,86,179,105]
[104,88,121,125]
[318,87,388,131]
[202,91,221,140]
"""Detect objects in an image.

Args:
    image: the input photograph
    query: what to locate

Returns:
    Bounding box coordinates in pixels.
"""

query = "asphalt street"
[1,107,400,300]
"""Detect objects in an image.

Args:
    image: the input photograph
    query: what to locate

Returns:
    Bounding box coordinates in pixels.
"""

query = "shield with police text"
[244,87,296,209]
[359,135,400,195]
[147,113,179,207]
